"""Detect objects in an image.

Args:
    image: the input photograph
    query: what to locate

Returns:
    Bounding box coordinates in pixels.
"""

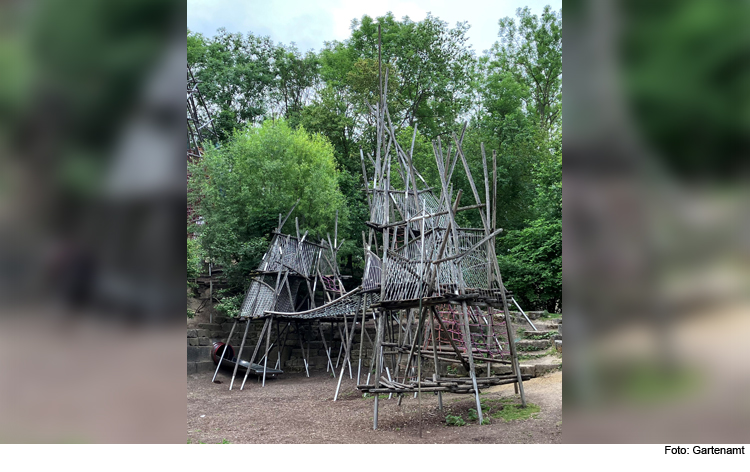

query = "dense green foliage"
[187,235,203,290]
[189,121,348,292]
[187,5,562,311]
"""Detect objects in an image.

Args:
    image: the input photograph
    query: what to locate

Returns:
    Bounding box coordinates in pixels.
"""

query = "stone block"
[516,339,551,351]
[526,311,547,320]
[555,340,562,353]
[187,362,197,375]
[309,357,329,369]
[196,329,210,338]
[199,337,211,346]
[188,338,200,346]
[198,323,222,331]
[187,346,212,363]
[187,329,198,338]
[520,365,535,377]
[490,365,512,375]
[535,362,561,376]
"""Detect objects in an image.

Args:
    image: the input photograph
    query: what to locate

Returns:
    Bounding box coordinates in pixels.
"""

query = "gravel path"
[187,369,561,444]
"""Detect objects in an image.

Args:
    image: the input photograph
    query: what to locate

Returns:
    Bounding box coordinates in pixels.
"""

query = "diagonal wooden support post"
[240,317,270,390]
[460,302,484,424]
[262,316,274,387]
[212,319,237,383]
[229,318,251,390]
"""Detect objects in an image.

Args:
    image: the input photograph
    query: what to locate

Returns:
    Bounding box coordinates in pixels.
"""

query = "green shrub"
[445,415,466,426]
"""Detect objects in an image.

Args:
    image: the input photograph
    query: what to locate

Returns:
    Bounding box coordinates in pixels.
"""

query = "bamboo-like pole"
[212,319,237,383]
[460,302,484,424]
[240,317,271,390]
[262,315,274,386]
[373,311,384,430]
[229,319,252,390]
[298,322,310,378]
[334,302,360,401]
[357,294,367,384]
[318,323,335,375]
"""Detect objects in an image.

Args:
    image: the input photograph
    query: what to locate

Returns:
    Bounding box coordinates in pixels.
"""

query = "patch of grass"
[220,439,231,444]
[527,332,556,340]
[445,415,466,426]
[481,418,491,425]
[490,402,540,422]
[446,365,459,375]
[467,408,479,421]
[518,346,557,360]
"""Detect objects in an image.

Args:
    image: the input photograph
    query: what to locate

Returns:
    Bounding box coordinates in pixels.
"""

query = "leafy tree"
[346,12,477,138]
[489,6,562,134]
[299,85,357,171]
[188,28,276,141]
[189,120,348,292]
[187,236,204,291]
[272,43,320,125]
[497,133,561,312]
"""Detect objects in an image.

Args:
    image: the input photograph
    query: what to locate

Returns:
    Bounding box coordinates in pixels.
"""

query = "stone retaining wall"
[187,316,379,375]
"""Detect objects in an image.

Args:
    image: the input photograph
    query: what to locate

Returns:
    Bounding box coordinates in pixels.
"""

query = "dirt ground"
[187,368,562,444]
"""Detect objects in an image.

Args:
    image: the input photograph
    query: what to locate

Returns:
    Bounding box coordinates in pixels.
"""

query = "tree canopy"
[189,120,348,291]
[187,5,562,312]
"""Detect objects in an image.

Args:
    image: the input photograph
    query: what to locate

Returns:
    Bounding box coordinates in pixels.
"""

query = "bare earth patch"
[187,370,561,444]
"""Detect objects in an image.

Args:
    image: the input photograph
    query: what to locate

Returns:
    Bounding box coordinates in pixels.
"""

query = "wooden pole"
[318,323,335,375]
[460,302,484,424]
[262,315,274,386]
[298,322,310,378]
[357,293,367,384]
[334,304,360,401]
[373,311,384,430]
[212,319,237,383]
[229,319,251,390]
[240,317,270,390]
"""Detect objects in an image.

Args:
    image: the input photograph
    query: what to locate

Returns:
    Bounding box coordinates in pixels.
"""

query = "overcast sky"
[187,0,561,55]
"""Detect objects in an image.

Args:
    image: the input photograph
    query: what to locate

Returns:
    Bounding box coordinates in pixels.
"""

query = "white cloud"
[187,0,561,54]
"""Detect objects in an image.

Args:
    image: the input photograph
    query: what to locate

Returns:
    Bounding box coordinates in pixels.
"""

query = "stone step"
[520,329,558,339]
[510,310,549,320]
[515,339,552,351]
[520,355,562,377]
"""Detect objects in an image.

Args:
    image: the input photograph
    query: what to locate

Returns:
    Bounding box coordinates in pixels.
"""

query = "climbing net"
[432,304,510,358]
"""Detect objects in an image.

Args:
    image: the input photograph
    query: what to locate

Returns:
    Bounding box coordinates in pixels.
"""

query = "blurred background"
[0,0,185,442]
[565,0,750,442]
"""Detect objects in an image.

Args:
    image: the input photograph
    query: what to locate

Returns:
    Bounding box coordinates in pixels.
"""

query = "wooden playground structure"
[208,28,532,429]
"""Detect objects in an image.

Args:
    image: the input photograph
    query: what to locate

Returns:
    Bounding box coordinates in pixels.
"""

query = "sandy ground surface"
[187,368,562,444]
